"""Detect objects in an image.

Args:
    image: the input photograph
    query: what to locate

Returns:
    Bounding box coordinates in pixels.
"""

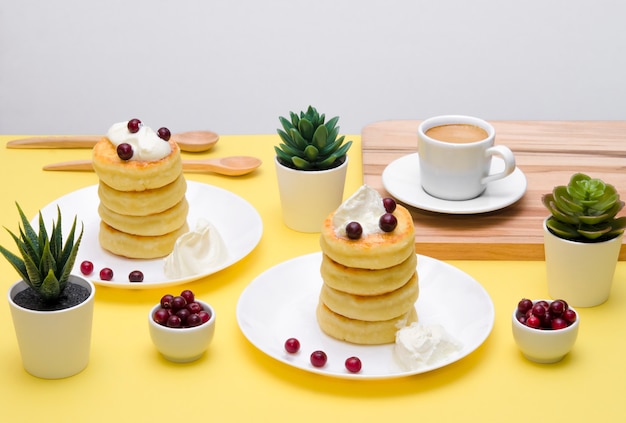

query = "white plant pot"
[543,217,623,308]
[7,274,95,379]
[275,156,348,233]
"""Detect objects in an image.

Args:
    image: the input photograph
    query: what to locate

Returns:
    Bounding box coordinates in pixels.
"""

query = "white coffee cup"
[417,115,516,201]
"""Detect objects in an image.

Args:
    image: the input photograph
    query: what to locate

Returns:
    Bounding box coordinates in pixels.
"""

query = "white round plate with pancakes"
[382,153,527,214]
[35,181,263,288]
[237,252,494,380]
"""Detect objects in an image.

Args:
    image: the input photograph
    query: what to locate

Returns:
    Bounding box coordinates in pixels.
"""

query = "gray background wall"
[1,0,624,135]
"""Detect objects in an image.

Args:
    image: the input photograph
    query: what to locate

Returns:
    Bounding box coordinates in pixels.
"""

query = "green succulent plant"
[0,203,83,303]
[275,105,352,171]
[542,173,626,242]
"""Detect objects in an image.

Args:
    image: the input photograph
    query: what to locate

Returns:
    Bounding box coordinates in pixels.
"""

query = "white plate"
[236,252,494,380]
[382,153,527,214]
[36,181,263,289]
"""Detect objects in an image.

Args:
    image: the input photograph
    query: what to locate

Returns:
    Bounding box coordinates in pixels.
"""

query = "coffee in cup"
[417,115,516,201]
[425,124,488,144]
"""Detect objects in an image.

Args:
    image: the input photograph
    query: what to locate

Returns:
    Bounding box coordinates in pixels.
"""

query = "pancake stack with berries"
[316,185,418,345]
[92,119,188,259]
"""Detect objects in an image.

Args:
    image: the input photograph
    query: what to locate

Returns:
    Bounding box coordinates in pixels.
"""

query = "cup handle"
[482,145,516,184]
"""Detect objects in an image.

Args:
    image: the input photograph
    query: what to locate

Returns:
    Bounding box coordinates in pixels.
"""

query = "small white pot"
[511,300,579,364]
[543,217,623,307]
[148,300,216,363]
[275,156,348,233]
[8,274,95,379]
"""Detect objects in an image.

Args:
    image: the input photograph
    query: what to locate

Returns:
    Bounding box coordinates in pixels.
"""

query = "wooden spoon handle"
[43,160,226,174]
[43,159,259,176]
[180,160,217,172]
[7,136,102,149]
[43,160,94,171]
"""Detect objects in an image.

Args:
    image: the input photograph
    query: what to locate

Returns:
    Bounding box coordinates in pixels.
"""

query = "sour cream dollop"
[164,218,228,279]
[106,121,171,161]
[394,323,462,371]
[332,185,386,237]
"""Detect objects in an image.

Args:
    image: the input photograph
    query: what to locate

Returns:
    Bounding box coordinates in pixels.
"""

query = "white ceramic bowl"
[511,299,579,364]
[148,300,216,363]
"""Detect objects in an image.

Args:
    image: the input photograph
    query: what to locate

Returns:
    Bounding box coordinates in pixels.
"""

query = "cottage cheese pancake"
[320,202,415,270]
[98,175,187,216]
[320,252,417,296]
[99,221,190,259]
[92,136,182,192]
[320,271,418,321]
[98,198,189,237]
[316,302,418,345]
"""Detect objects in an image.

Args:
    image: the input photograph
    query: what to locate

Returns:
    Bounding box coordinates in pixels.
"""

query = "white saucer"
[382,153,527,214]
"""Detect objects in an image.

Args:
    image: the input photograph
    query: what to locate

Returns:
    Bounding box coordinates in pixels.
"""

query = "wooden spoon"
[6,131,219,153]
[43,156,262,177]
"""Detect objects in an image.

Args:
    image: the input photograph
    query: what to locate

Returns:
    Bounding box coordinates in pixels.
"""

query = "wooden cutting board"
[361,120,626,260]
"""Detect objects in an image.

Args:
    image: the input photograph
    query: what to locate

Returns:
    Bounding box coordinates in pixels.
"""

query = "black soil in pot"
[13,282,91,311]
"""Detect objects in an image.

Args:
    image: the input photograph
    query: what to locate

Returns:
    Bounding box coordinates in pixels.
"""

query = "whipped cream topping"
[164,218,228,279]
[106,121,171,161]
[394,323,462,371]
[332,185,386,237]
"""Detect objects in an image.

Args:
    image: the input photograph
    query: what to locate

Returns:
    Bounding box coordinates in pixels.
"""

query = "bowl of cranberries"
[512,298,579,364]
[148,289,216,363]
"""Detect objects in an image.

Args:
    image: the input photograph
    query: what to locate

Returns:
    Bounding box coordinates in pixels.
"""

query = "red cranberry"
[186,313,202,327]
[379,213,397,232]
[127,118,142,133]
[345,221,363,239]
[170,296,187,311]
[80,260,94,275]
[563,308,577,324]
[284,338,300,354]
[117,143,133,160]
[157,127,171,141]
[160,294,174,309]
[166,315,182,328]
[175,308,191,325]
[531,303,547,318]
[383,197,396,213]
[180,289,195,304]
[99,267,113,281]
[197,310,211,323]
[310,350,327,367]
[517,298,533,315]
[153,308,170,325]
[551,317,568,330]
[186,302,203,314]
[541,311,554,329]
[129,270,143,282]
[549,299,566,317]
[526,315,541,328]
[345,356,362,373]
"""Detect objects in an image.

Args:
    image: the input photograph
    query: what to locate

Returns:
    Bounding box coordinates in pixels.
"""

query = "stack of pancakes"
[92,138,189,259]
[317,204,418,345]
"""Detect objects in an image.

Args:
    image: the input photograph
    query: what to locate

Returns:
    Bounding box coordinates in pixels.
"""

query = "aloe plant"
[0,203,83,302]
[275,105,352,170]
[542,173,626,242]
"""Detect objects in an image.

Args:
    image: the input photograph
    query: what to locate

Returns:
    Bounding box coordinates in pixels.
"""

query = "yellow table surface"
[1,134,625,422]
